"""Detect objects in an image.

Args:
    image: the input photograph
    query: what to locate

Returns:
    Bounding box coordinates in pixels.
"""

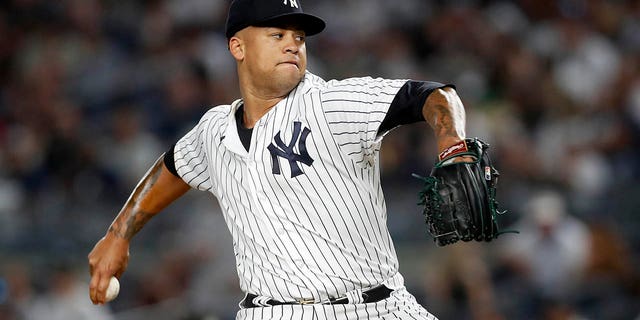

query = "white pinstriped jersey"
[173,71,411,303]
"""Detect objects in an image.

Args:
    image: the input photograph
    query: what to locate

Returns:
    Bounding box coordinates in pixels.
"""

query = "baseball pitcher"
[88,0,505,319]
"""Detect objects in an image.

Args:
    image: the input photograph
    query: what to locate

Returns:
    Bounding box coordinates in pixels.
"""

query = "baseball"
[105,276,120,302]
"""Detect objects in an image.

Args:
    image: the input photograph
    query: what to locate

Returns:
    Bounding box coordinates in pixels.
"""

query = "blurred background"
[1,0,639,319]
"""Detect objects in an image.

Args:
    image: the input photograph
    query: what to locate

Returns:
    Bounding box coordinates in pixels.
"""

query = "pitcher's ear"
[229,37,244,61]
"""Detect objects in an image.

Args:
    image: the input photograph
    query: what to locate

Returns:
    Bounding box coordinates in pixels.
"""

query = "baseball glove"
[413,138,509,246]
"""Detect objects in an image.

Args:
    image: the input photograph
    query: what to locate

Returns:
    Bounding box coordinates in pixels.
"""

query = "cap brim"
[254,12,326,36]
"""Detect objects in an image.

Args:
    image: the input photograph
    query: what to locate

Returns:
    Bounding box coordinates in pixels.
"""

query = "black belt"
[241,285,393,308]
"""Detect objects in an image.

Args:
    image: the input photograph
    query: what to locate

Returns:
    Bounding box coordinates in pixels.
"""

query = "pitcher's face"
[233,26,308,95]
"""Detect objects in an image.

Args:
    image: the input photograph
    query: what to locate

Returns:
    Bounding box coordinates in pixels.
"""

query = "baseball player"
[88,0,472,319]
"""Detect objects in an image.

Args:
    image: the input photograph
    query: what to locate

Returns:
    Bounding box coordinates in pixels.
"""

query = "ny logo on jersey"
[283,0,298,8]
[267,121,313,178]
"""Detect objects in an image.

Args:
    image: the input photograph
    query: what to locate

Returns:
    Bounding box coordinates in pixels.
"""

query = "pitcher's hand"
[88,233,130,304]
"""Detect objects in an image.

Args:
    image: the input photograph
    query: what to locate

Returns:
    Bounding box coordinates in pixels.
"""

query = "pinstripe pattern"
[173,72,435,318]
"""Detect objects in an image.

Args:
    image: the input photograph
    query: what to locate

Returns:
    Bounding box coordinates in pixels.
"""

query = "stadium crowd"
[1,0,639,319]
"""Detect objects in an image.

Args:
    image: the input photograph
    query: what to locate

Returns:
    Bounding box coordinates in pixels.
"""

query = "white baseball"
[105,276,120,302]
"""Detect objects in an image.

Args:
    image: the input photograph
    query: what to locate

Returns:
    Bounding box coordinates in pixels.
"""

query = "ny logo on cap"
[267,121,313,178]
[283,0,299,8]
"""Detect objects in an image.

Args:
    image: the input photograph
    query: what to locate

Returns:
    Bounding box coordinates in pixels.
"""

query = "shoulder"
[204,103,233,118]
[198,101,236,124]
[324,76,408,93]
[296,71,327,93]
[184,101,236,138]
[302,72,407,93]
[325,76,377,87]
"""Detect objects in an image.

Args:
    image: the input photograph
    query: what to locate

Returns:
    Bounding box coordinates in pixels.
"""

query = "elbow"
[423,85,467,145]
[432,86,462,108]
[422,86,466,121]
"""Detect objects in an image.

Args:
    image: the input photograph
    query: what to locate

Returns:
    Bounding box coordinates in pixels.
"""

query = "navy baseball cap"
[225,0,326,38]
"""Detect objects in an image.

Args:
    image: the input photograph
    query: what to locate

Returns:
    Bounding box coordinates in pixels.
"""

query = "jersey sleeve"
[320,77,408,164]
[172,110,216,192]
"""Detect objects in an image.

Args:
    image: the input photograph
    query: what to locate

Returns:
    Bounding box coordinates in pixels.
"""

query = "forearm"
[422,87,466,152]
[107,154,191,240]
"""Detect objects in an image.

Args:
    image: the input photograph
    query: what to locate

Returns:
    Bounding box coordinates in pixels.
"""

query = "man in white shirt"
[89,0,472,318]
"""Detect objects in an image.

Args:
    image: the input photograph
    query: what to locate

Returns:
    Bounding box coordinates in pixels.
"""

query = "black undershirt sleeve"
[163,144,180,178]
[378,80,454,135]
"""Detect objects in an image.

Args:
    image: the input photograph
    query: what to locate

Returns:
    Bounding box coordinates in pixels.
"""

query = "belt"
[241,285,393,308]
